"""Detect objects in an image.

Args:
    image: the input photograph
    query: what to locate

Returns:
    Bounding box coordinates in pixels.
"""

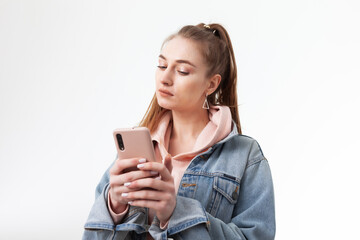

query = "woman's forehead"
[160,37,205,66]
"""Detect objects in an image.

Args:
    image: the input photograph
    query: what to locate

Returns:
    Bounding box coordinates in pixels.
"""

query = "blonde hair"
[140,23,242,134]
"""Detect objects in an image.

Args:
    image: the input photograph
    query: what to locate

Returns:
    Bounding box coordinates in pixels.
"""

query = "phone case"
[113,127,156,162]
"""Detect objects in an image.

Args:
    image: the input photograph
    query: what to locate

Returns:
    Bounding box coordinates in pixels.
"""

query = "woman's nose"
[160,68,173,86]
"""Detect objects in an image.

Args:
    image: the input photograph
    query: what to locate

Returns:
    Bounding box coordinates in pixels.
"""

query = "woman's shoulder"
[218,133,267,167]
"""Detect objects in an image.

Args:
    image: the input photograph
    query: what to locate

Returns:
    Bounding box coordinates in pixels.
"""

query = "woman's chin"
[157,100,173,110]
[157,97,174,110]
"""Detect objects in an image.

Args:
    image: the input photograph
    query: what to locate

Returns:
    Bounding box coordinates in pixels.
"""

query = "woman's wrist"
[160,219,169,229]
[108,191,128,214]
[110,201,128,214]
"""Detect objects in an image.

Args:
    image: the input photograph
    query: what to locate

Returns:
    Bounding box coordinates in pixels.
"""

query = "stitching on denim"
[210,188,221,216]
[246,157,267,169]
[84,222,115,230]
[213,176,239,204]
[184,171,241,184]
[167,217,208,235]
[213,185,238,204]
[181,183,197,187]
[115,223,147,233]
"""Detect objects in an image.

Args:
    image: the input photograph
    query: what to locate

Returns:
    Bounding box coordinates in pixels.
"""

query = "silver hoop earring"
[202,94,209,109]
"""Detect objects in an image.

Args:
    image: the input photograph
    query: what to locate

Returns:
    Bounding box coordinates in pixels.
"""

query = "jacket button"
[232,190,238,200]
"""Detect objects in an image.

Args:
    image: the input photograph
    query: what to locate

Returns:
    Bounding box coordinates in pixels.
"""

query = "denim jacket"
[83,125,276,240]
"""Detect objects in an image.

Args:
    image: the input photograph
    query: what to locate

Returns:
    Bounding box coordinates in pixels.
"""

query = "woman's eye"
[178,70,189,75]
[157,65,167,69]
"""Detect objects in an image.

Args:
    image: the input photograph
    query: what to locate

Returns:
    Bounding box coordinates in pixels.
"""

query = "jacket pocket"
[208,175,240,220]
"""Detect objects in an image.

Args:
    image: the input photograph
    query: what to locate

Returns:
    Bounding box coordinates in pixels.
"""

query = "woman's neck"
[170,108,209,143]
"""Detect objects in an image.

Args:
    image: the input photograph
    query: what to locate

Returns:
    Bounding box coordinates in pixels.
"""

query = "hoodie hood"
[151,104,232,161]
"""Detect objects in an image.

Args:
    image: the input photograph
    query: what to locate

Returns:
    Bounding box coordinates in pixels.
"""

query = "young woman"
[83,23,276,240]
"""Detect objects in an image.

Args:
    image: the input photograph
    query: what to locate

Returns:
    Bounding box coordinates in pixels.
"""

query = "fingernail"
[121,193,128,197]
[124,182,131,187]
[150,171,158,175]
[139,158,146,163]
[128,201,133,205]
[137,164,144,168]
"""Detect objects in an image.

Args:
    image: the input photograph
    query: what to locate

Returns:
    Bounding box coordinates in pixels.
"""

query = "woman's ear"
[206,74,222,95]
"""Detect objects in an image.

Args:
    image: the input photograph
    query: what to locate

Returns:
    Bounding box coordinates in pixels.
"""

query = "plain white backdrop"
[1,0,359,239]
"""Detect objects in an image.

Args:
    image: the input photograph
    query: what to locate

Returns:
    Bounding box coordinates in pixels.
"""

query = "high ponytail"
[140,23,242,134]
[198,23,241,134]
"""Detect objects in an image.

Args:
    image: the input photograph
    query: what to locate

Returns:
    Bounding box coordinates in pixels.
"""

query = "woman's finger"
[127,198,176,221]
[127,177,173,192]
[109,184,141,197]
[136,162,173,182]
[110,169,159,187]
[109,188,133,208]
[109,157,147,175]
[122,189,172,201]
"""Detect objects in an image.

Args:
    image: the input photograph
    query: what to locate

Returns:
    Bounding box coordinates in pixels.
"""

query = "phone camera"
[116,134,125,151]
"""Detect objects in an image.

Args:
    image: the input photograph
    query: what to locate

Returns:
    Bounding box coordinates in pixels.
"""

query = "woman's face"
[155,36,211,112]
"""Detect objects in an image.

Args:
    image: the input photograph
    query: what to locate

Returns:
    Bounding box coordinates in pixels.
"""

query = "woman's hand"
[108,157,159,213]
[121,161,176,225]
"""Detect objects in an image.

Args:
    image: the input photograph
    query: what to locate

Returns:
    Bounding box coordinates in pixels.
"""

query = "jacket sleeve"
[82,160,134,240]
[150,143,276,239]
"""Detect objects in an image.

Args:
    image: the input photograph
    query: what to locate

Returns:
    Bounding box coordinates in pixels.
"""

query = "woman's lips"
[158,89,174,97]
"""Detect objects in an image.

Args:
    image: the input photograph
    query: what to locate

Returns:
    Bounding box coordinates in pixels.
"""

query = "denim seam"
[183,171,241,183]
[184,170,240,182]
[218,174,240,184]
[246,157,267,169]
[84,222,115,230]
[213,185,238,204]
[167,217,208,235]
[115,223,147,233]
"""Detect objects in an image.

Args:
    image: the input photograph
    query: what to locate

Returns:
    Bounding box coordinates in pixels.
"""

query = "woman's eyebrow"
[159,54,197,68]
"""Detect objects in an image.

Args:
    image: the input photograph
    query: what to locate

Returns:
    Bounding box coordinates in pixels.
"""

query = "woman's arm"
[83,161,118,240]
[82,157,161,240]
[84,139,276,240]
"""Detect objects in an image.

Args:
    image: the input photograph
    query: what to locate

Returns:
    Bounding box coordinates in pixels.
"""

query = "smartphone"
[113,127,157,172]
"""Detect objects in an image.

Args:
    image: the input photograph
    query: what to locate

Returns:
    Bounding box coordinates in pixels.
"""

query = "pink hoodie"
[151,104,232,191]
[108,105,233,225]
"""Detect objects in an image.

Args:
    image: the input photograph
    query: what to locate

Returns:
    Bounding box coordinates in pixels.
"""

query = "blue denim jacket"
[83,125,276,240]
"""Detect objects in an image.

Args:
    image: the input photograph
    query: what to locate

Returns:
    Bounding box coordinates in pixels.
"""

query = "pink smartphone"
[113,127,157,171]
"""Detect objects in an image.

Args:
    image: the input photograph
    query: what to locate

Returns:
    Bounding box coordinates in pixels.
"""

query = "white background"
[1,0,359,239]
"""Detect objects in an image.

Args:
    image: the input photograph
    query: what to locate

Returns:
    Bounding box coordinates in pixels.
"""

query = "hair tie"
[203,24,219,36]
[204,24,211,29]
